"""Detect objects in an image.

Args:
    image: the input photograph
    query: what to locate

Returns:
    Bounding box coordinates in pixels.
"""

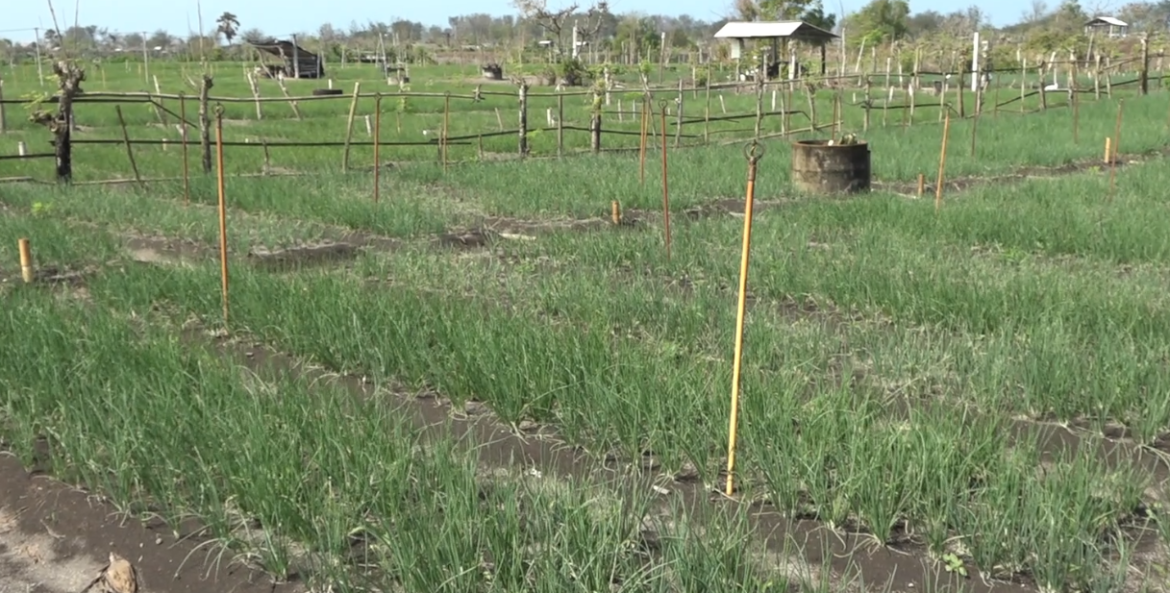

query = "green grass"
[1,283,819,592]
[1,59,1164,185]
[3,58,1170,591]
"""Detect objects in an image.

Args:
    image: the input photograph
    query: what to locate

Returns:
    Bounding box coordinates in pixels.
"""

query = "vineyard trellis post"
[591,87,602,153]
[199,75,213,174]
[1140,34,1150,95]
[0,78,6,134]
[518,81,529,157]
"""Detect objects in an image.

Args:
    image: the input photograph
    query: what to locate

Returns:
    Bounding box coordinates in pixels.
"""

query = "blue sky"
[3,0,1026,43]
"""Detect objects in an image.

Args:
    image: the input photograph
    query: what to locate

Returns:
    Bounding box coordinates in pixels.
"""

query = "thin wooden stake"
[969,107,979,157]
[442,92,450,173]
[246,72,263,120]
[1072,88,1079,144]
[180,93,190,206]
[557,93,565,158]
[935,113,951,213]
[917,173,925,197]
[660,101,672,260]
[833,92,841,139]
[276,76,302,120]
[214,105,230,329]
[374,93,382,203]
[704,74,711,143]
[342,82,361,172]
[1110,100,1123,201]
[725,140,764,498]
[639,97,649,185]
[0,78,6,134]
[611,200,621,224]
[114,105,143,188]
[18,238,32,283]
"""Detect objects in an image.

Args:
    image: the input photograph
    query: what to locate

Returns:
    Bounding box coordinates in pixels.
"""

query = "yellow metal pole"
[725,140,764,497]
[215,104,230,329]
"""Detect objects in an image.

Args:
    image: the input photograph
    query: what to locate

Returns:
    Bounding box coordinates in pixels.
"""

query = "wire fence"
[0,45,1164,185]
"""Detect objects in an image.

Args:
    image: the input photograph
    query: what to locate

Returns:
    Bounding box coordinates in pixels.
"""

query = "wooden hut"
[248,39,325,79]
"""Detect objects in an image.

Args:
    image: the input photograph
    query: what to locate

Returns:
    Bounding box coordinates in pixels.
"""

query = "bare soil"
[0,452,303,593]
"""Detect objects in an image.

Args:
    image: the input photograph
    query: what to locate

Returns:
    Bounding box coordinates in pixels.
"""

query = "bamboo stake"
[114,105,143,188]
[214,105,230,329]
[725,140,764,498]
[374,93,382,203]
[611,200,621,224]
[18,238,32,283]
[935,113,951,213]
[660,101,672,260]
[342,82,361,172]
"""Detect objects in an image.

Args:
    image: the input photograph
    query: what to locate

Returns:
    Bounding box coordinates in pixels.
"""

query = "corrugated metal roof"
[713,21,837,43]
[1086,16,1128,27]
[248,39,320,59]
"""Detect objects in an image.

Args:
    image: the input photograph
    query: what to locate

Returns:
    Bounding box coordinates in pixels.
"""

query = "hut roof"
[248,39,319,59]
[713,21,838,45]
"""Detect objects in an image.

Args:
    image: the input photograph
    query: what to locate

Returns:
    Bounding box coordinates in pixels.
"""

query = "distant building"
[248,39,325,79]
[712,20,837,79]
[1084,16,1128,39]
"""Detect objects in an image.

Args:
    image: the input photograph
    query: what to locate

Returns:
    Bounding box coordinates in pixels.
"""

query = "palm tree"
[216,12,240,45]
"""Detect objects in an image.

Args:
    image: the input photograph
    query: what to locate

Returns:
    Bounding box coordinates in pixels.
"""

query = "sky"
[2,0,1033,43]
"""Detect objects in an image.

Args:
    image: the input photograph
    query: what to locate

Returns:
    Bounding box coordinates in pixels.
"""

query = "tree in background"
[1020,0,1089,54]
[1118,1,1170,32]
[216,12,240,46]
[511,0,610,84]
[844,0,910,46]
[731,0,837,30]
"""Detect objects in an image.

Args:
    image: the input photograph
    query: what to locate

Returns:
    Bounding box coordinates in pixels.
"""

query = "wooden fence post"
[955,67,965,118]
[1105,56,1113,97]
[1141,34,1150,96]
[1094,54,1102,99]
[518,82,529,157]
[199,75,214,174]
[557,92,564,158]
[704,73,711,143]
[863,75,872,130]
[753,76,764,138]
[1021,57,1029,113]
[1039,64,1048,110]
[591,88,602,153]
[180,92,190,205]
